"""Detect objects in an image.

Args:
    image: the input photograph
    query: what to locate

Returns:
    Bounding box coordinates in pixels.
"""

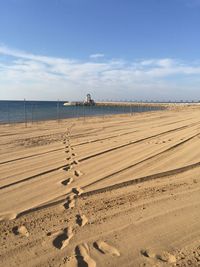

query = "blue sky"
[0,0,200,101]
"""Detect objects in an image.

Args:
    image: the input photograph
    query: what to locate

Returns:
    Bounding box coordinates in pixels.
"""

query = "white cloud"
[0,45,200,101]
[89,53,105,59]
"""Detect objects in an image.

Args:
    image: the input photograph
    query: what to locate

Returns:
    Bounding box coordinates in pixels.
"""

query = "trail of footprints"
[11,126,177,266]
[61,127,83,211]
[55,127,121,266]
[53,127,90,255]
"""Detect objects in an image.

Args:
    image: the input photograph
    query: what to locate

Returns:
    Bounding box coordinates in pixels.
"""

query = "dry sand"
[0,105,200,267]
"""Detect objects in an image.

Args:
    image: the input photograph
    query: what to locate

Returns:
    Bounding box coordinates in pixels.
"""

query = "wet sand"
[0,105,200,266]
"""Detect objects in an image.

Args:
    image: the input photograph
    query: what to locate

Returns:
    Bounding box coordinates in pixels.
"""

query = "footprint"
[61,178,73,186]
[141,249,176,264]
[63,165,71,171]
[12,225,29,237]
[141,249,156,259]
[72,160,79,165]
[53,227,73,250]
[74,170,83,177]
[72,153,76,157]
[72,187,84,196]
[156,251,176,263]
[75,243,96,267]
[94,241,120,256]
[68,160,78,167]
[64,195,76,209]
[76,214,88,227]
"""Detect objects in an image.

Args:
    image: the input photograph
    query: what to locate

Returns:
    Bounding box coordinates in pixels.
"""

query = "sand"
[0,105,200,266]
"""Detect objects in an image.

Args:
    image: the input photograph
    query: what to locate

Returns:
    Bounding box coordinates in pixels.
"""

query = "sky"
[0,0,200,101]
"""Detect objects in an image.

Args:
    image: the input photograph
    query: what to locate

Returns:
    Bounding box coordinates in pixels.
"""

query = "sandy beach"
[0,105,200,267]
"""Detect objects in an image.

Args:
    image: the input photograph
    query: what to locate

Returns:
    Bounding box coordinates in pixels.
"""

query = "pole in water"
[24,98,27,127]
[31,104,34,124]
[57,99,60,123]
[130,104,132,116]
[7,102,10,124]
[83,105,85,121]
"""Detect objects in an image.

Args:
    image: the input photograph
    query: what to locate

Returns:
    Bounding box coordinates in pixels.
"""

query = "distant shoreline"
[0,99,199,105]
[0,101,199,125]
[0,101,164,125]
[96,101,200,106]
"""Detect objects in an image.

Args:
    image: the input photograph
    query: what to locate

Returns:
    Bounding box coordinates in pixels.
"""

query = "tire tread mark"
[13,161,200,220]
[0,164,67,190]
[84,133,200,188]
[82,161,200,197]
[79,122,200,162]
[73,130,138,147]
[0,148,63,165]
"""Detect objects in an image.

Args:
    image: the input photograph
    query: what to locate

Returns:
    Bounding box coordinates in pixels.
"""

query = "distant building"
[84,94,95,106]
[64,93,95,106]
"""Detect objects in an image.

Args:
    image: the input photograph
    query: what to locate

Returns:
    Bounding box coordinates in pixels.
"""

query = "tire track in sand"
[79,121,200,162]
[83,132,200,189]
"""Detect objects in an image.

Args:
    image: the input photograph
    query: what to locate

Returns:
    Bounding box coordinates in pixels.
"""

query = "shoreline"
[1,101,199,125]
[1,102,199,126]
[0,103,166,126]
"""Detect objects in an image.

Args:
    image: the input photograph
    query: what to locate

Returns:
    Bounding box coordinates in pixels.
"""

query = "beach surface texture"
[0,105,200,267]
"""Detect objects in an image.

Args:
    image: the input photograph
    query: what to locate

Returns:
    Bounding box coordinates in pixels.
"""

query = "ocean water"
[0,100,163,124]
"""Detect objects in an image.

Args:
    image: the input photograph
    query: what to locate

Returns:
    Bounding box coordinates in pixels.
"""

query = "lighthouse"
[84,94,95,105]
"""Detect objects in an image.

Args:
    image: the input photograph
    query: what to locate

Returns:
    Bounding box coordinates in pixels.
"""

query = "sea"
[0,100,163,124]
